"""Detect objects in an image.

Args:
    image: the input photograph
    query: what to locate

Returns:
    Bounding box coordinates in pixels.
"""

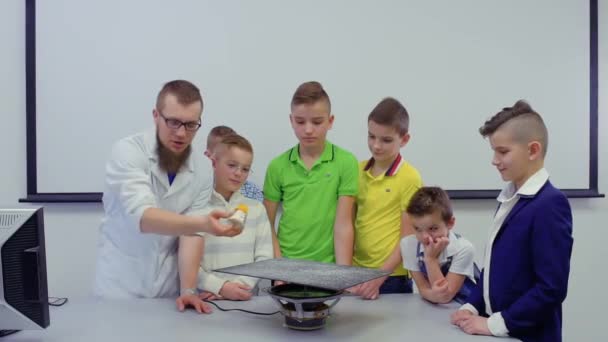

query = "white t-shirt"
[400,231,475,280]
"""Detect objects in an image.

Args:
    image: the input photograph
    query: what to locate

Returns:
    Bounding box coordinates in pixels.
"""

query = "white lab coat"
[93,130,212,298]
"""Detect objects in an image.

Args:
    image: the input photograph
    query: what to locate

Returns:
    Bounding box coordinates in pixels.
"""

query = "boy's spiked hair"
[479,100,549,157]
[207,125,237,150]
[406,187,453,223]
[368,97,409,136]
[219,134,253,154]
[291,81,331,113]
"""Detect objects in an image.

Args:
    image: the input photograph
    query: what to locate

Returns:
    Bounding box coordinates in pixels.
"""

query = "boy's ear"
[400,133,411,147]
[204,150,211,158]
[447,216,456,229]
[528,140,543,161]
[328,114,335,129]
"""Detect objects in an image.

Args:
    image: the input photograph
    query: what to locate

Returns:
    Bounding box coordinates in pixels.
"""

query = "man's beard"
[156,133,191,174]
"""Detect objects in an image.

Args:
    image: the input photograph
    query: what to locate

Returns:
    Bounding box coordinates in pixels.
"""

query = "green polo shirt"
[264,141,359,262]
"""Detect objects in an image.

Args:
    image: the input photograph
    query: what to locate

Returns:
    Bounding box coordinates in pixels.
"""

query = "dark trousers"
[379,275,413,294]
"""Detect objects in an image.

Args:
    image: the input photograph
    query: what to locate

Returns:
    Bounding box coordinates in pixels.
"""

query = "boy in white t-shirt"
[400,187,478,304]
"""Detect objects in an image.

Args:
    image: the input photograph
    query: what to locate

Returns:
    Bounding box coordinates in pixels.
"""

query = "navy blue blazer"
[467,180,573,342]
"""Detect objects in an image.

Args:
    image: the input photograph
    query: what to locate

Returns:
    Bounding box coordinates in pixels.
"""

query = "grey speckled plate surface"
[214,258,391,290]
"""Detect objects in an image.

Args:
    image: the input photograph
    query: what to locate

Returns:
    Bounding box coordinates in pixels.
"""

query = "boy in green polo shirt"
[350,97,422,299]
[263,81,359,264]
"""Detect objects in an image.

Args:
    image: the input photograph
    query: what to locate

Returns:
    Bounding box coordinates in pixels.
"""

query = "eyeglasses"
[225,161,252,175]
[158,111,201,131]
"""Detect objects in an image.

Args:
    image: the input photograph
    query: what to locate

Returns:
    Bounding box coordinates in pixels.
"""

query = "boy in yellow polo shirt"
[351,97,422,299]
[263,81,359,264]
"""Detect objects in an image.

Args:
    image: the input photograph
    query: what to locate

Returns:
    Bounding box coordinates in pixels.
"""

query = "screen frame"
[18,0,604,202]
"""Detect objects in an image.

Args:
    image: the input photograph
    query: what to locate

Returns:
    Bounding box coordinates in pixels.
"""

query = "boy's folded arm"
[421,255,445,288]
[411,271,436,302]
[412,271,450,304]
[441,272,467,302]
[438,241,475,302]
[417,273,466,304]
[500,198,573,334]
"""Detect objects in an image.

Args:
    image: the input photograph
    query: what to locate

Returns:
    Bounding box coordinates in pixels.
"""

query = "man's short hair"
[207,125,236,150]
[406,187,453,223]
[368,97,409,136]
[156,80,203,111]
[291,81,331,113]
[479,100,549,156]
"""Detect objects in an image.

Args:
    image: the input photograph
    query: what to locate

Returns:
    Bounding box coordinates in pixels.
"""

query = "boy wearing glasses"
[204,125,264,202]
[180,134,273,301]
[95,80,240,313]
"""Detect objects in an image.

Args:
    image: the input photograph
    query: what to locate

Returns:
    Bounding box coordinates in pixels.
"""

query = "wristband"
[180,288,198,296]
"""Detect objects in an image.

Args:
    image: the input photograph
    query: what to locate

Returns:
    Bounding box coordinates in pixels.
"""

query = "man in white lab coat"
[94,80,238,313]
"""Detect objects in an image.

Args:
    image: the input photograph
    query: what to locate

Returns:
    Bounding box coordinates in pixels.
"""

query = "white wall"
[1,1,606,340]
[34,0,592,193]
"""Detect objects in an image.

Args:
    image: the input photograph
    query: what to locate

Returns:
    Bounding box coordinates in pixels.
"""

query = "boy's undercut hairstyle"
[219,134,254,154]
[207,125,237,150]
[368,97,409,136]
[156,80,203,111]
[291,81,331,113]
[479,100,549,156]
[406,187,453,223]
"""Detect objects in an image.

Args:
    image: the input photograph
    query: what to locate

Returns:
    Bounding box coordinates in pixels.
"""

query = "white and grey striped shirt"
[196,190,273,295]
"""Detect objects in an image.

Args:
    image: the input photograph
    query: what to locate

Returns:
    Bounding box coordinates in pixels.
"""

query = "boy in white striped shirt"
[178,134,273,301]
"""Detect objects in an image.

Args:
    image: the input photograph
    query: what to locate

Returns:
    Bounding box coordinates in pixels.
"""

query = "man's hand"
[205,210,243,237]
[219,282,253,301]
[355,276,387,300]
[175,294,212,314]
[423,236,450,260]
[456,315,492,336]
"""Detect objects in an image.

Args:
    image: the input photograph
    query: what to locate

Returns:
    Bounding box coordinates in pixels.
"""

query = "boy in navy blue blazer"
[451,100,573,342]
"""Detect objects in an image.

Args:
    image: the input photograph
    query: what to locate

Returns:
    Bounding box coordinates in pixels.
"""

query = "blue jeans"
[379,275,413,294]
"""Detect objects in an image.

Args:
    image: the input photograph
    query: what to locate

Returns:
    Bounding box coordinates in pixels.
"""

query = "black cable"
[203,300,280,316]
[0,297,67,338]
[49,297,68,306]
[0,330,20,337]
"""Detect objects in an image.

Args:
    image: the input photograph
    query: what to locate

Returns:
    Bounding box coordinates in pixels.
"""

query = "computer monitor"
[0,208,50,330]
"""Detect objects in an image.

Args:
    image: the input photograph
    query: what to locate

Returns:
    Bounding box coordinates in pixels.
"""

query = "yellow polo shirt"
[353,154,422,276]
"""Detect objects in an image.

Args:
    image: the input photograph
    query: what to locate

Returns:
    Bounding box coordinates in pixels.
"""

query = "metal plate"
[213,259,391,291]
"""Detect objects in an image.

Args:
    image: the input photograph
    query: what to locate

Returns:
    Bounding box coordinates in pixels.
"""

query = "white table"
[3,294,519,341]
